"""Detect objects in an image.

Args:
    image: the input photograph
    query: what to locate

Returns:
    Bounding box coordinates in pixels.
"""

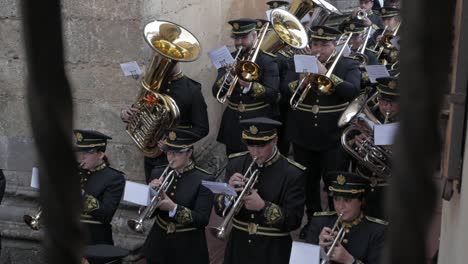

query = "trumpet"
[290,33,354,110]
[209,157,260,240]
[321,213,346,264]
[356,8,368,20]
[127,163,176,233]
[216,47,243,104]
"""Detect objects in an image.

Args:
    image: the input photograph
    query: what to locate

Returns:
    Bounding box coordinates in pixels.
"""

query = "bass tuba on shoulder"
[126,20,201,157]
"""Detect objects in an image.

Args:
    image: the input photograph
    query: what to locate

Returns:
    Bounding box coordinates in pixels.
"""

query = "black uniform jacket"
[345,11,384,30]
[285,57,361,150]
[161,74,209,138]
[306,212,387,264]
[214,150,306,264]
[212,51,280,152]
[81,164,126,245]
[142,163,215,264]
[0,169,5,251]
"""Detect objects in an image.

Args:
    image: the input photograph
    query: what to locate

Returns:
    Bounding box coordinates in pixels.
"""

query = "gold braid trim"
[216,194,225,212]
[175,206,193,225]
[288,80,299,93]
[263,202,283,225]
[251,82,266,97]
[83,194,99,213]
[330,74,344,86]
[216,76,224,87]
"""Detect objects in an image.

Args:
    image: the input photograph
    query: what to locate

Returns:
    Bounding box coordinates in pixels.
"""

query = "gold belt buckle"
[247,222,258,235]
[167,222,176,234]
[238,102,246,112]
[311,105,319,114]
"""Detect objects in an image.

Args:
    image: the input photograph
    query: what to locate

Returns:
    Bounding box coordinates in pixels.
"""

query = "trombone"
[321,213,346,264]
[215,47,243,104]
[209,157,260,240]
[127,162,176,233]
[348,26,372,67]
[290,33,354,110]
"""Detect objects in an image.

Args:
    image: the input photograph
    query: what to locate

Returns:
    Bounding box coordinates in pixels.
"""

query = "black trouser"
[144,155,169,184]
[292,143,350,219]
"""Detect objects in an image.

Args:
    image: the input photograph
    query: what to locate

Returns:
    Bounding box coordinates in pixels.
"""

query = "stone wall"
[0,0,358,263]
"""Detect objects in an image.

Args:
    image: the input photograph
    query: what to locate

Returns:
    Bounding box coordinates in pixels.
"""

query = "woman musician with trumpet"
[285,26,361,238]
[305,171,387,264]
[213,117,305,264]
[140,128,215,264]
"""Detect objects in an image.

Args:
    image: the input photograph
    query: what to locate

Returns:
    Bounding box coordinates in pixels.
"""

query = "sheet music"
[123,181,151,206]
[120,61,142,78]
[289,241,320,264]
[390,35,401,51]
[208,46,235,69]
[294,55,319,74]
[374,122,399,145]
[335,43,351,57]
[202,181,237,197]
[365,65,390,83]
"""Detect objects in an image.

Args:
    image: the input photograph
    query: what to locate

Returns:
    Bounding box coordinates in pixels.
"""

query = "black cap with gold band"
[228,18,258,37]
[325,171,369,198]
[74,130,112,152]
[376,76,399,101]
[340,21,367,34]
[161,128,201,152]
[379,7,400,18]
[256,19,270,31]
[240,117,282,146]
[310,26,342,41]
[266,0,290,9]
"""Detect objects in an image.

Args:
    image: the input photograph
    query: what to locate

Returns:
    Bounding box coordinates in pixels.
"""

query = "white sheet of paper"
[390,35,401,50]
[208,46,235,69]
[336,43,351,57]
[31,167,40,189]
[202,181,237,197]
[266,10,273,21]
[294,55,318,74]
[365,65,390,83]
[120,61,142,77]
[289,241,320,264]
[123,181,151,206]
[374,123,399,145]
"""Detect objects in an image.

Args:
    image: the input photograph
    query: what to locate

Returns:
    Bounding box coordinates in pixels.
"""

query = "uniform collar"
[169,71,184,81]
[263,147,280,168]
[341,213,364,228]
[93,162,107,172]
[180,161,195,174]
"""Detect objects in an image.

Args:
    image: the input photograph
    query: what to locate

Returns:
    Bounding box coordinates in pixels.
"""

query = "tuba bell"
[126,20,201,157]
[338,92,392,180]
[208,157,260,240]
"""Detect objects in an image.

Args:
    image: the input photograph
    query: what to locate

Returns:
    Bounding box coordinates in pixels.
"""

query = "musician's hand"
[238,79,251,89]
[149,177,164,189]
[229,173,245,192]
[120,105,140,123]
[362,17,372,27]
[330,243,355,264]
[317,60,327,75]
[319,227,334,248]
[157,192,177,212]
[351,8,360,18]
[243,189,265,211]
[354,134,367,148]
[376,35,383,43]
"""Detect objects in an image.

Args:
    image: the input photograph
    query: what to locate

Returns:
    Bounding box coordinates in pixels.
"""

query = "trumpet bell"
[208,226,229,241]
[127,219,145,233]
[236,61,261,82]
[311,75,334,95]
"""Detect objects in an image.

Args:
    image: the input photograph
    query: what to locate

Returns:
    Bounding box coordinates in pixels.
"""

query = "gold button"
[170,192,175,196]
[168,81,172,84]
[316,99,319,103]
[166,89,170,92]
[314,115,317,119]
[314,124,318,127]
[311,105,319,114]
[248,240,252,243]
[173,186,177,190]
[251,214,255,219]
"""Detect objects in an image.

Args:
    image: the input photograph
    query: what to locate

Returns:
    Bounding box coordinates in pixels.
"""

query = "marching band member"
[341,21,379,66]
[212,19,280,156]
[305,171,387,264]
[285,26,361,237]
[74,130,126,264]
[214,117,305,264]
[141,128,214,264]
[346,0,384,30]
[120,62,209,183]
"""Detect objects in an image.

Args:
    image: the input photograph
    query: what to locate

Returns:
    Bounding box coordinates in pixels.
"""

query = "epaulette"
[286,157,306,171]
[365,216,389,226]
[187,77,202,88]
[313,211,337,217]
[228,151,249,159]
[195,166,213,175]
[261,50,277,58]
[108,166,125,175]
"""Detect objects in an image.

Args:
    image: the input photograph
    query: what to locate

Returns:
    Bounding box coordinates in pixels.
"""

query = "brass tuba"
[126,20,201,157]
[127,162,176,233]
[209,158,260,240]
[338,93,392,180]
